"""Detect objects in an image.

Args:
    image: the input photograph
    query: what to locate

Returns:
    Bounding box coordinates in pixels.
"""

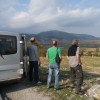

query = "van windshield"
[0,35,17,55]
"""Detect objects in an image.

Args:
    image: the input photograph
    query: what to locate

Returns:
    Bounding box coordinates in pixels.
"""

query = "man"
[46,40,62,90]
[67,39,83,95]
[27,37,41,85]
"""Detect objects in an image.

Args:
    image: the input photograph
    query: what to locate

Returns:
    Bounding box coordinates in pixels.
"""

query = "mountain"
[73,34,97,40]
[25,30,98,42]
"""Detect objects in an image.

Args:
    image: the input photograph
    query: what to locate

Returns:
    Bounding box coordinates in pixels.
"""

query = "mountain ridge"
[25,30,98,42]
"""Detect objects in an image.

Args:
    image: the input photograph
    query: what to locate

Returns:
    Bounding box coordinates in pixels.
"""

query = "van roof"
[0,31,23,36]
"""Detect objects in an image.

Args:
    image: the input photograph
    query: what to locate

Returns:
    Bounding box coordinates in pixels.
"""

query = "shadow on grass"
[83,71,100,80]
[39,66,100,88]
[38,66,100,100]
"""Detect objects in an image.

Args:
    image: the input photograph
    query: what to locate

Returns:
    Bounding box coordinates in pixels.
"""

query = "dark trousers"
[70,65,83,93]
[29,61,39,83]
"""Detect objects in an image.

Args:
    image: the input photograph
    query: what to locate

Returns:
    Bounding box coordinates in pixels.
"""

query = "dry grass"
[82,56,100,74]
[35,56,100,100]
[40,56,100,74]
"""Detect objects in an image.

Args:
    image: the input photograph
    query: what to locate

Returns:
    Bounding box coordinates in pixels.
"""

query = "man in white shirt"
[67,39,83,95]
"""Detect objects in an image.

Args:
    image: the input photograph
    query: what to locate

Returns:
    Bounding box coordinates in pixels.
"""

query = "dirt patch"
[2,79,51,100]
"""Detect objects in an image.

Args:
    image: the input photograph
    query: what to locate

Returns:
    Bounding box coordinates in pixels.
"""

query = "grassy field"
[28,56,100,100]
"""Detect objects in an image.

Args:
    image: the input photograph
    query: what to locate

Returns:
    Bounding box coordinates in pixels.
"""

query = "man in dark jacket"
[27,37,41,85]
[67,39,84,95]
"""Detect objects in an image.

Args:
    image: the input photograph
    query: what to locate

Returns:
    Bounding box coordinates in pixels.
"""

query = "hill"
[25,30,97,42]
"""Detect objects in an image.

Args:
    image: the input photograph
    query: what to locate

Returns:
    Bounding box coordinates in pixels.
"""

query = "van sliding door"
[20,35,28,77]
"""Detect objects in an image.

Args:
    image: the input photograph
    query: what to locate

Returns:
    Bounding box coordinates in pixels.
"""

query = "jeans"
[29,61,39,83]
[47,63,60,89]
[70,65,83,93]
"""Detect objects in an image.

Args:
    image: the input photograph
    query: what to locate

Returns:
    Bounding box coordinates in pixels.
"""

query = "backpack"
[55,48,61,64]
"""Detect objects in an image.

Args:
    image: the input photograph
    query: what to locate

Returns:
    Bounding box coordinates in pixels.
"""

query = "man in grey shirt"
[67,40,83,95]
[27,37,41,85]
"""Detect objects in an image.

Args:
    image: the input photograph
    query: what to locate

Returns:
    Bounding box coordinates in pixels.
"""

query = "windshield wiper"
[0,54,4,59]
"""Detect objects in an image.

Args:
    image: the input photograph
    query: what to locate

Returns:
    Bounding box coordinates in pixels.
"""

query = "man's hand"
[38,61,41,66]
[38,60,41,66]
[78,62,82,66]
[76,54,82,66]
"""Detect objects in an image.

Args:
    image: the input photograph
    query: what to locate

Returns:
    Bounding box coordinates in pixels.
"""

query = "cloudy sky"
[0,0,100,37]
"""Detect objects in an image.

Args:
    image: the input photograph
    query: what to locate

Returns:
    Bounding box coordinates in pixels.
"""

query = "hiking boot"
[70,83,76,88]
[36,81,42,85]
[75,91,84,95]
[54,88,59,90]
[47,87,50,89]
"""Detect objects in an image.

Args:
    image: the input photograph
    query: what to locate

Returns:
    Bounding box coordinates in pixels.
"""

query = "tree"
[96,48,99,52]
[62,49,67,56]
[27,40,46,57]
[80,48,86,56]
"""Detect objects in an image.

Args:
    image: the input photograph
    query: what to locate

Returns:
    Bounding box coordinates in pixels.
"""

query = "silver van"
[0,31,28,83]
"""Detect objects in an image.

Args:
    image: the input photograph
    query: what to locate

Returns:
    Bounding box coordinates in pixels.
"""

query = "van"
[0,31,28,83]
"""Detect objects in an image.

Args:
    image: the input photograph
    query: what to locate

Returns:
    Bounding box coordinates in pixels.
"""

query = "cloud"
[0,0,100,36]
[0,0,18,9]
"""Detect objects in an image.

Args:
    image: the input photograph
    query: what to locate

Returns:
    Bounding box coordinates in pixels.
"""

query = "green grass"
[29,56,100,100]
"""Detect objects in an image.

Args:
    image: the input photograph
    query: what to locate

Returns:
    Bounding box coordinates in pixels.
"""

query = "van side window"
[0,35,17,55]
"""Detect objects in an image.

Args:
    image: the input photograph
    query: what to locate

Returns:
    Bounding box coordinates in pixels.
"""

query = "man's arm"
[35,47,41,65]
[46,51,48,60]
[37,56,41,65]
[59,55,62,63]
[76,47,82,65]
[58,48,62,63]
[76,54,82,65]
[46,55,48,60]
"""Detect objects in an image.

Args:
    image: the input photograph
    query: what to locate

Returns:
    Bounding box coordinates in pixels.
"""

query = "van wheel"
[23,72,26,78]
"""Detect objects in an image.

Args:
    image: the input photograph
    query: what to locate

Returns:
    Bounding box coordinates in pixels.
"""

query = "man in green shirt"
[46,40,62,90]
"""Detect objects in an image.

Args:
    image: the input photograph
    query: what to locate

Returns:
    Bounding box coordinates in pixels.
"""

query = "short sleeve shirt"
[46,47,62,64]
[27,44,38,61]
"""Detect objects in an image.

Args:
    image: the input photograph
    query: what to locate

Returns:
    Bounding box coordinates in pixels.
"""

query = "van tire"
[23,72,28,78]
